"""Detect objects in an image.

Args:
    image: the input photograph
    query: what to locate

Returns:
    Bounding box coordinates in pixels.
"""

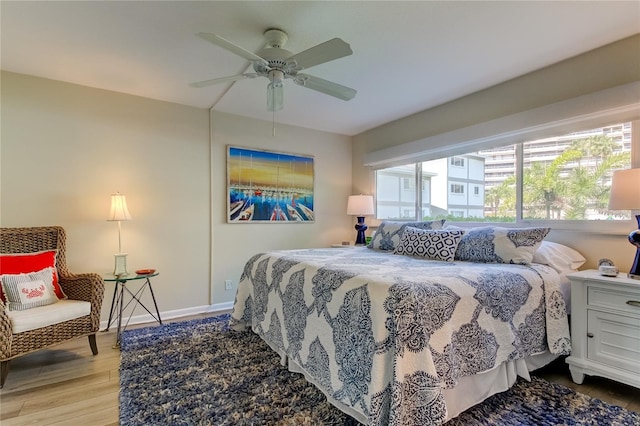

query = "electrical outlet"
[225,279,233,291]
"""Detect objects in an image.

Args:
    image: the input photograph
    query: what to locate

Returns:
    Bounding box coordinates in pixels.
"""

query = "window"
[375,165,418,220]
[450,157,465,167]
[402,177,414,190]
[374,122,634,223]
[521,126,632,220]
[450,184,464,194]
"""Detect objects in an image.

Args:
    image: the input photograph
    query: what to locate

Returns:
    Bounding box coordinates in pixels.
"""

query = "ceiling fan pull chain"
[272,109,276,137]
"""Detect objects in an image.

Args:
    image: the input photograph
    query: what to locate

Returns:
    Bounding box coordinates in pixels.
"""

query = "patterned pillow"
[0,250,65,302]
[0,267,60,311]
[453,226,550,264]
[394,227,466,261]
[367,220,446,251]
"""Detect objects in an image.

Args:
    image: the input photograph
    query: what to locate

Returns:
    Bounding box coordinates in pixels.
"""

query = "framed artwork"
[227,146,315,223]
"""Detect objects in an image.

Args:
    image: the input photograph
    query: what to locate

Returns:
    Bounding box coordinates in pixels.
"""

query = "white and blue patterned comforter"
[231,247,571,425]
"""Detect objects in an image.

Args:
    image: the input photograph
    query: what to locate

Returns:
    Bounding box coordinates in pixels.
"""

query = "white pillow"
[0,267,59,311]
[532,241,586,273]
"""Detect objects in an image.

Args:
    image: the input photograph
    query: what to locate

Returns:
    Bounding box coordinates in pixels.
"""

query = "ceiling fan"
[190,28,357,111]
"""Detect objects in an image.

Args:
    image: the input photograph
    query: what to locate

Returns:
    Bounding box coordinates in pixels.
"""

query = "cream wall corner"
[1,71,211,320]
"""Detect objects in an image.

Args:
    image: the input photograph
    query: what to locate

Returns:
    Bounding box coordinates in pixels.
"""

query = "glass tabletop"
[102,271,159,282]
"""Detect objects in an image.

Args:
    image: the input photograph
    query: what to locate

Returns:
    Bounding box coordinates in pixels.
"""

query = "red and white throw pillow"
[0,267,60,311]
[0,250,66,302]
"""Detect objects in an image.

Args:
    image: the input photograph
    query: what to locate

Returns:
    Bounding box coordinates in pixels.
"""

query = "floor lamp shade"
[108,192,132,276]
[347,195,374,245]
[608,168,640,280]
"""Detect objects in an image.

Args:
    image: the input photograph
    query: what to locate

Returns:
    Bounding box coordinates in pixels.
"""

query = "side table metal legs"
[103,277,162,348]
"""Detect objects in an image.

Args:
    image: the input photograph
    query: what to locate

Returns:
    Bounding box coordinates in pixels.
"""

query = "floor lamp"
[608,168,640,280]
[108,192,132,276]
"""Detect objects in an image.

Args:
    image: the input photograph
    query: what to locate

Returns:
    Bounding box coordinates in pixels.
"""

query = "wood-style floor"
[1,314,639,425]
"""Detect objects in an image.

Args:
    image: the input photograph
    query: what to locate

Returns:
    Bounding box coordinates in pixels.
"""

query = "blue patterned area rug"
[119,314,639,425]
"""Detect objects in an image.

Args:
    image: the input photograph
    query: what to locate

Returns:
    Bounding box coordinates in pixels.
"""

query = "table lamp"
[347,195,374,245]
[608,168,640,280]
[108,192,132,276]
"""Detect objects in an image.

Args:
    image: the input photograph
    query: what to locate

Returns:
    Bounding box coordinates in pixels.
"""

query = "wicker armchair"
[0,226,104,388]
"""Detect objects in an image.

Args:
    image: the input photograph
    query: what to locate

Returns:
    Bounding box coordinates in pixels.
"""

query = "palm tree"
[564,152,630,219]
[571,135,618,167]
[523,148,584,219]
[485,175,515,218]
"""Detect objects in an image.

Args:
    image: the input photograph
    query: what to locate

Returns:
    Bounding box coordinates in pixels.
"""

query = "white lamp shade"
[608,168,640,210]
[347,195,374,216]
[108,193,132,221]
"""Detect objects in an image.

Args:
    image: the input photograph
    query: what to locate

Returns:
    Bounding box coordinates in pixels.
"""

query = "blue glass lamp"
[608,168,640,280]
[347,195,374,245]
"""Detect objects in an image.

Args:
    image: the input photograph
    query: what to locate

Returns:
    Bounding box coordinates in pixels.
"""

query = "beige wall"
[1,71,354,322]
[1,71,212,320]
[353,34,640,272]
[209,111,353,303]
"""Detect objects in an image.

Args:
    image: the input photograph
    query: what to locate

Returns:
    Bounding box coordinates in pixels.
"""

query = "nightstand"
[566,270,640,389]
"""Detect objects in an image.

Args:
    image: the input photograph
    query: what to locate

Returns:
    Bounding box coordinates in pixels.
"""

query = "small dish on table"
[135,268,156,275]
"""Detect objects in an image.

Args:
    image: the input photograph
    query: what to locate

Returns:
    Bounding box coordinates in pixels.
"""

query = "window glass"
[422,153,515,222]
[450,157,465,167]
[375,164,418,220]
[374,122,633,222]
[521,123,631,220]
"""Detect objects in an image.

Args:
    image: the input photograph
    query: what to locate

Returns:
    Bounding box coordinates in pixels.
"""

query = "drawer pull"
[587,333,594,338]
[626,300,640,308]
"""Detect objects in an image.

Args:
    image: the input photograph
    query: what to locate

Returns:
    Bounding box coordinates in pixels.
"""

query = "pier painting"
[227,146,314,223]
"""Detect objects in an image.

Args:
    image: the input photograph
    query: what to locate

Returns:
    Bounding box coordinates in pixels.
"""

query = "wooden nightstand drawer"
[588,286,640,316]
[587,310,640,374]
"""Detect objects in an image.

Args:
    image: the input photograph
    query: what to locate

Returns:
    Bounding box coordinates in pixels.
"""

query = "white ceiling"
[2,1,638,136]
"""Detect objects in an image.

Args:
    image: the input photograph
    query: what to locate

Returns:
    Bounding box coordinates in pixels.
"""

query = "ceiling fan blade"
[196,33,268,67]
[189,73,258,88]
[293,74,356,101]
[286,38,353,71]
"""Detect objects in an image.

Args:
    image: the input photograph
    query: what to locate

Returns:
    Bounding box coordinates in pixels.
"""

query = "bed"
[230,225,573,425]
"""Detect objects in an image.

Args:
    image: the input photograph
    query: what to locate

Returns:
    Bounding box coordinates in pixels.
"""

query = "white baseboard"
[99,301,234,330]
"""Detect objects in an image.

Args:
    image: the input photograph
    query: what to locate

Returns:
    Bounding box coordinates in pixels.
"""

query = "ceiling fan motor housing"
[253,28,300,76]
[268,69,285,84]
[263,28,288,48]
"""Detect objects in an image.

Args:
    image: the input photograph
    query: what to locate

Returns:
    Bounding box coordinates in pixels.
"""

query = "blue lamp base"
[628,214,640,280]
[354,216,368,245]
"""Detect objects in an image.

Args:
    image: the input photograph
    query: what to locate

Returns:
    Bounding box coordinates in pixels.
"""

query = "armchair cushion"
[1,267,59,311]
[0,250,66,300]
[7,299,91,334]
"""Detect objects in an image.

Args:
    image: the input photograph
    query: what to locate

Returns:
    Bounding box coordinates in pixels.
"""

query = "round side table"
[103,272,162,348]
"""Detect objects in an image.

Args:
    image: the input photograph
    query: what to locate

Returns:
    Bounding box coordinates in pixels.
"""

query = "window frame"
[450,157,465,167]
[450,183,464,194]
[372,118,639,235]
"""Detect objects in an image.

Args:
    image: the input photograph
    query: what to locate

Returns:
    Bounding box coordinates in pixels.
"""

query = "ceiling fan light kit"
[191,28,356,110]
